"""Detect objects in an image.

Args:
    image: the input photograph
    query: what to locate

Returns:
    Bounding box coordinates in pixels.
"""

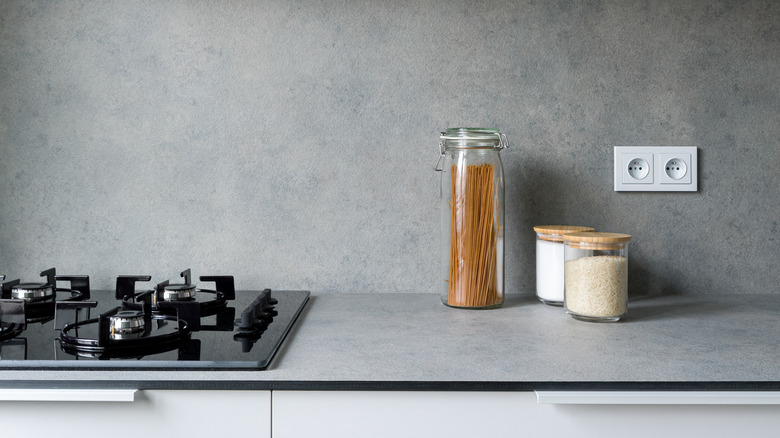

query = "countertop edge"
[2,380,780,392]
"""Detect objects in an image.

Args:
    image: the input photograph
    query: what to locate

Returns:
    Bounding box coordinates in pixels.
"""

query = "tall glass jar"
[563,232,632,322]
[435,128,508,309]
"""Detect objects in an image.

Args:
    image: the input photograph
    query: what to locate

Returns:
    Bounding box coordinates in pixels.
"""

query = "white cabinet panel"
[273,390,524,438]
[273,390,780,438]
[0,390,271,438]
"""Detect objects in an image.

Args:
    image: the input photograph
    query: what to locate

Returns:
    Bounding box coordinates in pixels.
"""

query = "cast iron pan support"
[55,275,91,300]
[180,269,192,286]
[158,300,202,332]
[200,275,236,300]
[54,300,98,330]
[0,279,20,299]
[115,275,152,300]
[40,268,56,292]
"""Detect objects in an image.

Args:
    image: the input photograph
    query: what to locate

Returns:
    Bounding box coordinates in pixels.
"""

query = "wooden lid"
[563,232,632,243]
[534,225,595,242]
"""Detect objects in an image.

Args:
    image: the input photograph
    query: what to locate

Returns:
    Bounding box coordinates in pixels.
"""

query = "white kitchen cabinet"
[0,389,271,438]
[272,390,780,438]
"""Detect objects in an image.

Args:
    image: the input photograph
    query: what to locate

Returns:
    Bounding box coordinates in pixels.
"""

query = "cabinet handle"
[0,389,137,402]
[534,391,780,405]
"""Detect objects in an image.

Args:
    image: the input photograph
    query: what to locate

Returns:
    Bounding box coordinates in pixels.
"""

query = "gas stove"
[0,268,309,369]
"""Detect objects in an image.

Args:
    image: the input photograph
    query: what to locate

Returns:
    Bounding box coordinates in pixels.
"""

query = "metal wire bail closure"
[435,134,446,171]
[498,132,510,150]
[435,129,507,171]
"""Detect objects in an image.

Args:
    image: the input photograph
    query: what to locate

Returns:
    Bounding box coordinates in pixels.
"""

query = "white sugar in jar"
[533,225,594,306]
[563,232,632,322]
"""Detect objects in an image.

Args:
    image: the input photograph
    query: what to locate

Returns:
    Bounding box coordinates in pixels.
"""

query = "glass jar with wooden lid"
[533,225,595,306]
[562,232,632,322]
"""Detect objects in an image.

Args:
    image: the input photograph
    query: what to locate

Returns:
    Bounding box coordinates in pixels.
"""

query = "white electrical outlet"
[621,153,654,184]
[614,146,697,192]
[659,153,691,184]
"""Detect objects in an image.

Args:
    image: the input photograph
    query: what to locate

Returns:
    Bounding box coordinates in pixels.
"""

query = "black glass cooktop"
[0,271,309,370]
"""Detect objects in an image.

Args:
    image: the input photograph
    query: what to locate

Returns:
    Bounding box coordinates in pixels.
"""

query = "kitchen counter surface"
[1,293,779,390]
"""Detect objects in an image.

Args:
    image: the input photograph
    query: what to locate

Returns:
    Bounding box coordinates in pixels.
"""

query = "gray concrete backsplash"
[1,1,778,294]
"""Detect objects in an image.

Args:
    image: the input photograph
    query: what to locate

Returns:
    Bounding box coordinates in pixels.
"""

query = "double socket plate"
[613,146,698,192]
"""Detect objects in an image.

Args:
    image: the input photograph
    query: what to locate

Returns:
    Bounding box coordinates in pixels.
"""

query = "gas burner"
[11,283,54,302]
[0,269,89,323]
[162,284,197,301]
[120,269,235,320]
[109,310,146,340]
[59,295,191,359]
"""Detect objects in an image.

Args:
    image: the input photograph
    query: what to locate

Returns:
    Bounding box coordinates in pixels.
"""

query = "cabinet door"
[272,390,780,438]
[273,391,529,437]
[0,389,271,437]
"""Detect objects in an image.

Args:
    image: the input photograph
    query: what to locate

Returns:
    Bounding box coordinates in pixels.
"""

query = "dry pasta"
[447,163,500,307]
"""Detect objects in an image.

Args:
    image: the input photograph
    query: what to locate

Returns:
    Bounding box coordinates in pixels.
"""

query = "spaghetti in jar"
[435,128,508,309]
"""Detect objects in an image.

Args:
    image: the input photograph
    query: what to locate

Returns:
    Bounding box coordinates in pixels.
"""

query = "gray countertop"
[1,293,779,390]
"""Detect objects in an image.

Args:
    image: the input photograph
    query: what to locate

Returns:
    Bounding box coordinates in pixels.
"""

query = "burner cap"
[11,282,54,302]
[162,284,196,301]
[109,310,145,340]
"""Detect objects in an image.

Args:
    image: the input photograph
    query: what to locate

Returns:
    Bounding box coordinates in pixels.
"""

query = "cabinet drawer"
[273,390,780,438]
